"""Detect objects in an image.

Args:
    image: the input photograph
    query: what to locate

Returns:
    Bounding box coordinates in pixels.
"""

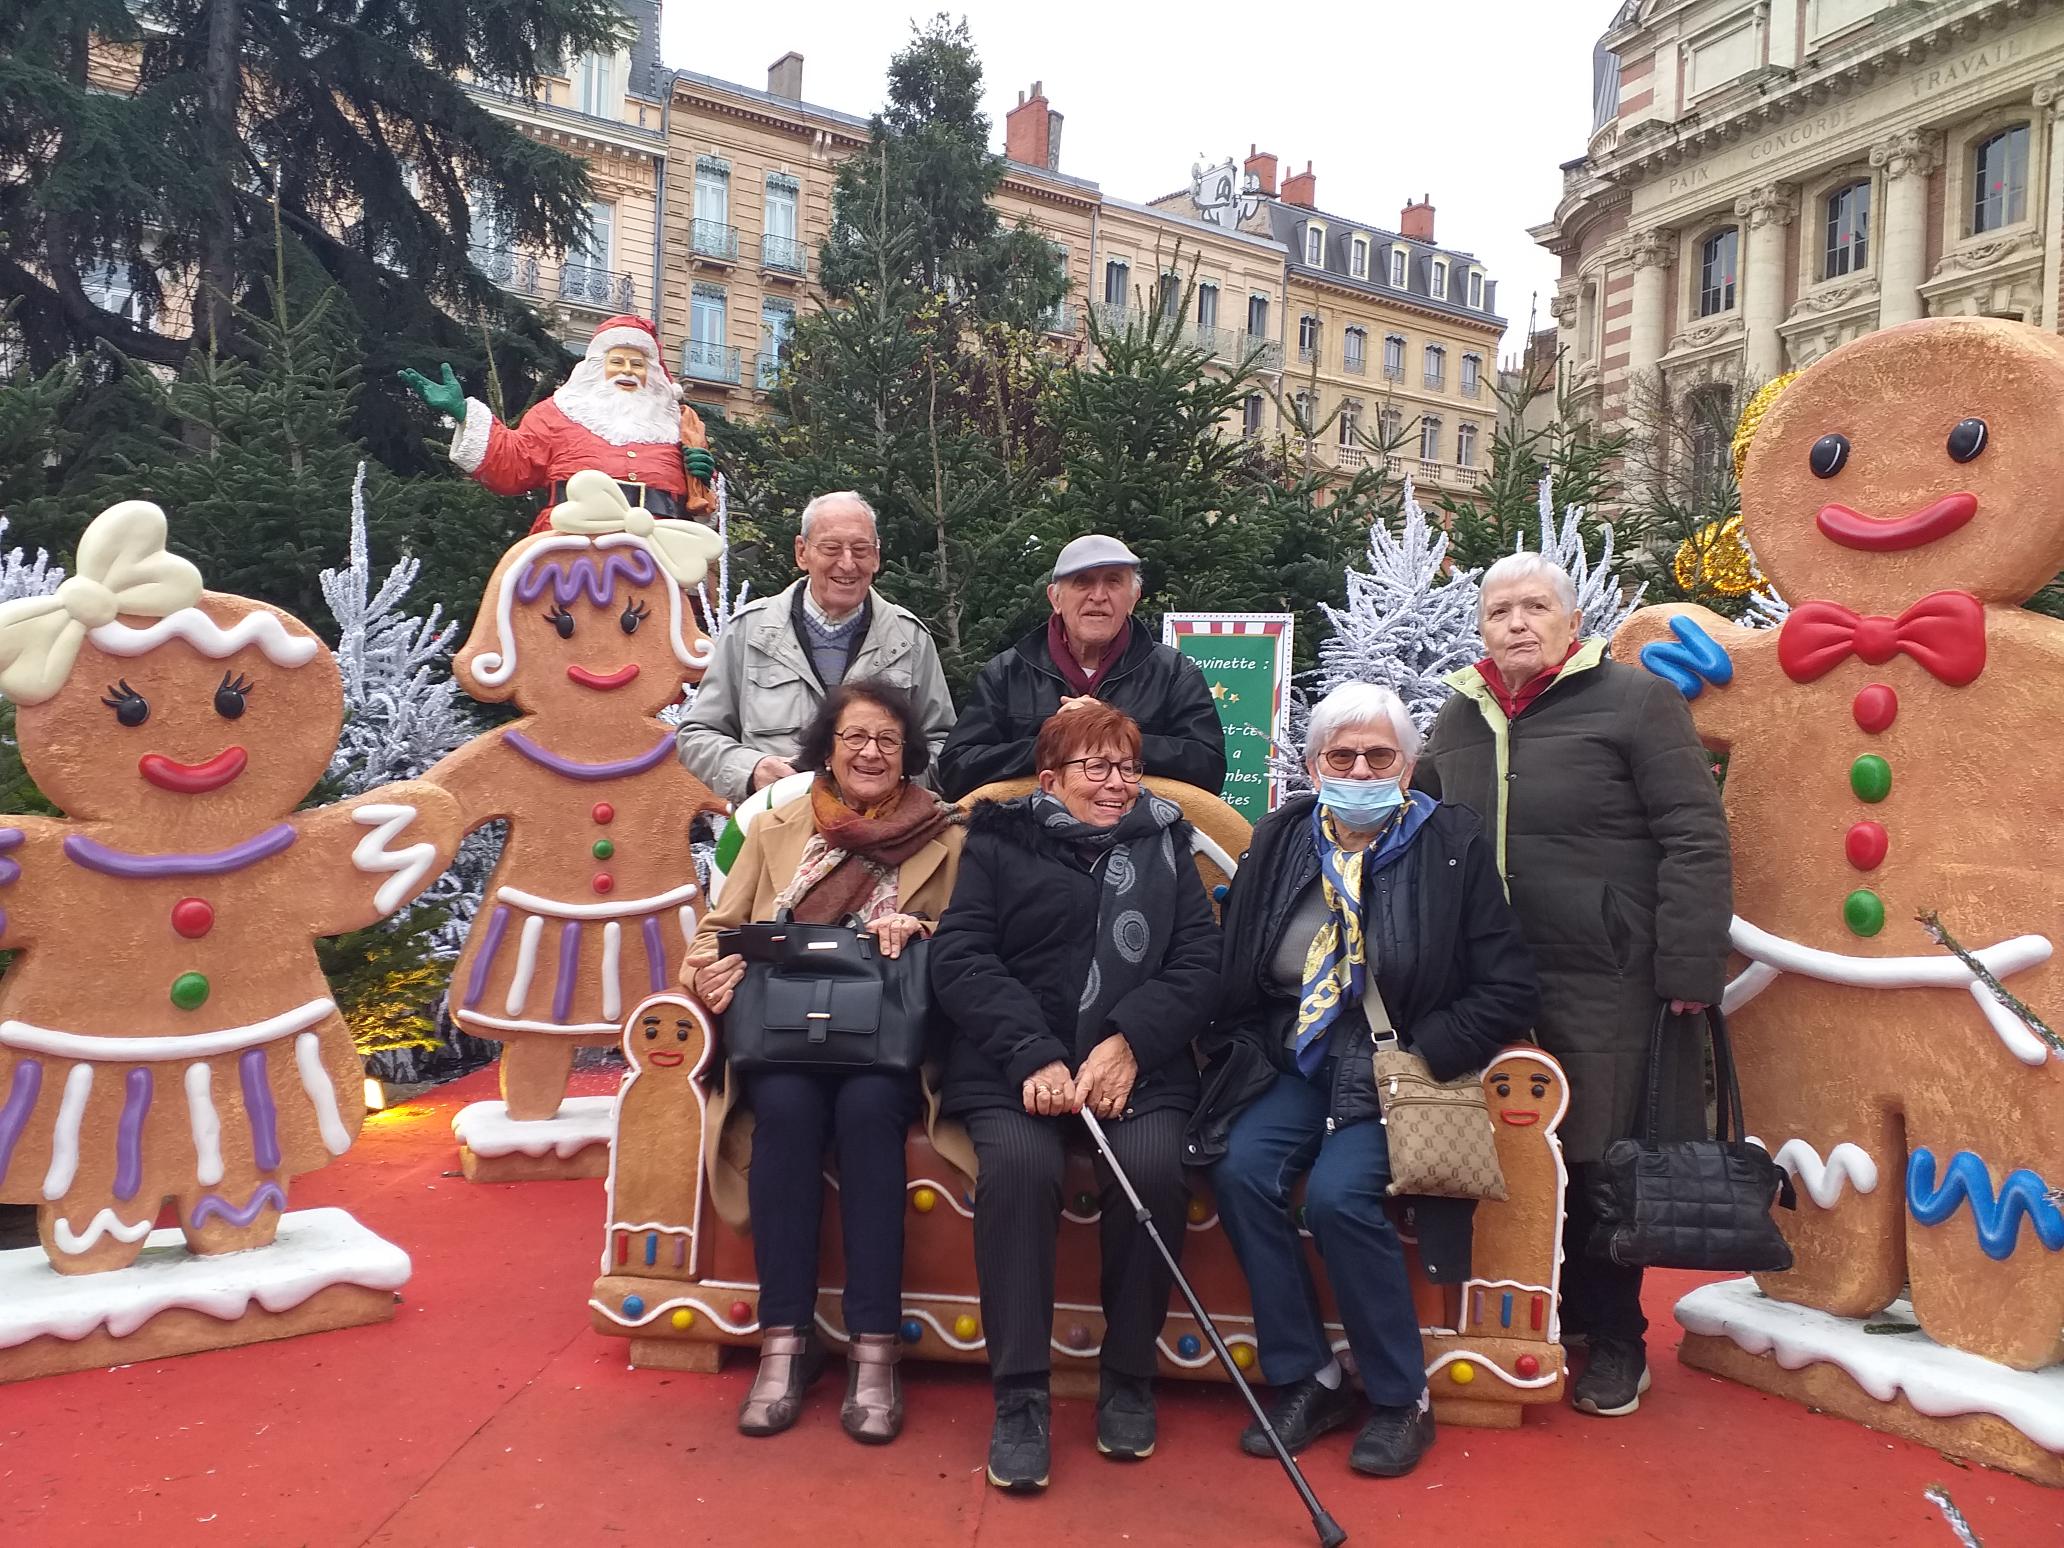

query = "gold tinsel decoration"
[1731,369,1800,480]
[1673,513,1761,597]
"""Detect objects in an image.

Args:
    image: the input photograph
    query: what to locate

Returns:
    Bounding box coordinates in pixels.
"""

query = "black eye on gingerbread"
[620,598,650,636]
[1809,433,1850,479]
[100,680,149,727]
[546,604,575,639]
[1948,417,1988,464]
[213,671,253,719]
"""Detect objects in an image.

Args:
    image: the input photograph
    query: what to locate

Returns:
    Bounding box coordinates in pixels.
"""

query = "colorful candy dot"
[900,1319,924,1344]
[622,1295,646,1318]
[1185,1197,1210,1224]
[1073,1191,1096,1215]
[671,1307,695,1331]
[1844,821,1889,871]
[170,898,214,939]
[592,872,615,895]
[169,972,210,1011]
[1231,1344,1256,1370]
[1066,1323,1092,1350]
[730,1300,753,1324]
[1850,754,1892,803]
[592,838,615,860]
[1515,1353,1541,1379]
[952,1314,979,1340]
[1449,1360,1476,1386]
[1177,1334,1202,1359]
[1853,683,1898,734]
[1212,883,1230,903]
[592,802,615,824]
[912,1186,937,1214]
[1844,888,1886,937]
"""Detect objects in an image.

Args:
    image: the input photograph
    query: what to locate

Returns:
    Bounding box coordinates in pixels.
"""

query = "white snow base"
[1678,1277,2064,1453]
[0,1207,411,1348]
[452,1096,616,1159]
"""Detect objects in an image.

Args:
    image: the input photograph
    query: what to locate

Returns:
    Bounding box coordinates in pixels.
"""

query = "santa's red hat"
[587,315,679,397]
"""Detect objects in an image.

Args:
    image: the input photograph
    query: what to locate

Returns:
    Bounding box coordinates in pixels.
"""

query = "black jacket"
[938,623,1228,799]
[1185,795,1540,1168]
[931,799,1221,1119]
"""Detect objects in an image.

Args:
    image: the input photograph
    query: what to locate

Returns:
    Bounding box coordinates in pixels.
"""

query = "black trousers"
[965,1105,1189,1384]
[748,1068,920,1336]
[1560,1167,1649,1345]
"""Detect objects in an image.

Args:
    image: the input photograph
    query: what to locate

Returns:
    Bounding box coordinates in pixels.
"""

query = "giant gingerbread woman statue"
[1614,317,2064,1481]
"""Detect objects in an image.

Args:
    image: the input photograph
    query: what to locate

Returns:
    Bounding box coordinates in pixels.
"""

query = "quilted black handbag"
[720,912,932,1075]
[1586,1006,1796,1271]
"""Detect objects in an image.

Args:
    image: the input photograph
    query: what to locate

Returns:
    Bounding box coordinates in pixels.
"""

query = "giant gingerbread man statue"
[1614,320,2064,1428]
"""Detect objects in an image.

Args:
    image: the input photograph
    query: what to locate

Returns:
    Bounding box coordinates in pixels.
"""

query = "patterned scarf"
[775,780,956,925]
[1030,789,1184,1044]
[1295,802,1394,1074]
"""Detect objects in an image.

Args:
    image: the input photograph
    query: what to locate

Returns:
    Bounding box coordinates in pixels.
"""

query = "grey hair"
[800,490,878,541]
[1305,682,1422,766]
[1479,551,1578,616]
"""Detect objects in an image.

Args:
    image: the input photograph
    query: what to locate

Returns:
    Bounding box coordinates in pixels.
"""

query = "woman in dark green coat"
[1421,552,1731,1421]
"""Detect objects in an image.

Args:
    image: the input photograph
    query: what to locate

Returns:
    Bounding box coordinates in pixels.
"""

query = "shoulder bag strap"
[1706,1006,1746,1145]
[1360,976,1399,1051]
[1640,1003,1672,1146]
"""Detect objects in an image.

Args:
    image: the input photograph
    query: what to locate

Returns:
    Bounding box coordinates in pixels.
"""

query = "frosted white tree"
[1524,474,1644,641]
[0,517,63,606]
[660,474,750,731]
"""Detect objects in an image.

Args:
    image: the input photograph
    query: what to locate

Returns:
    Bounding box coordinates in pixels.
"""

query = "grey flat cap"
[1052,533,1141,580]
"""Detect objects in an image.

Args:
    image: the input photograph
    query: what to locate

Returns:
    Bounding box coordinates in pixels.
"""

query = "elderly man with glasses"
[678,491,955,803]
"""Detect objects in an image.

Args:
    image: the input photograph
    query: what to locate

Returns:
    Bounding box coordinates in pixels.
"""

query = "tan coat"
[682,790,973,1228]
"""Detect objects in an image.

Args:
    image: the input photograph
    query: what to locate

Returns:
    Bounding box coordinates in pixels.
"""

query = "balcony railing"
[1240,332,1285,372]
[1424,371,1445,390]
[470,245,543,296]
[754,349,791,390]
[1344,353,1366,375]
[1337,444,1366,469]
[1042,301,1078,336]
[1384,454,1404,475]
[1297,341,1319,363]
[1460,376,1480,398]
[1418,459,1444,483]
[691,219,739,262]
[682,337,742,384]
[1090,300,1131,333]
[559,263,635,311]
[761,232,805,273]
[1450,465,1482,488]
[1384,361,1404,381]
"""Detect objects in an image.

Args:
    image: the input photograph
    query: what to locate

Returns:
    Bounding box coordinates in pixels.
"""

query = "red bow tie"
[1778,590,1987,686]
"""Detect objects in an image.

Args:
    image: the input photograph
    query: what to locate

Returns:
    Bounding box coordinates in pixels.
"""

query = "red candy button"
[592,873,615,895]
[1845,821,1889,871]
[171,898,215,939]
[731,1300,753,1324]
[1853,683,1898,734]
[592,802,615,825]
[1515,1353,1541,1379]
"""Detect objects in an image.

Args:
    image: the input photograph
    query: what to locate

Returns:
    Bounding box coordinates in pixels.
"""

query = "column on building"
[2035,77,2064,328]
[1549,284,1580,375]
[1869,130,1944,327]
[1735,183,1794,383]
[1625,227,1674,390]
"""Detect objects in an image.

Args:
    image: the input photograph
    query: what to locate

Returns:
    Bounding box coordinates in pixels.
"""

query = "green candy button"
[592,838,615,860]
[1849,754,1892,803]
[1844,889,1886,937]
[169,971,210,1011]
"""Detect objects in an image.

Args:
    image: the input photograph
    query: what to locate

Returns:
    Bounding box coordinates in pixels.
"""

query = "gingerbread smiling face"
[1486,1051,1568,1135]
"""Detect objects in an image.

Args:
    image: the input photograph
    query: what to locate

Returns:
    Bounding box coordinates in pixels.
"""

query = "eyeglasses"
[1062,756,1144,784]
[1319,746,1402,775]
[834,729,904,754]
[809,542,879,563]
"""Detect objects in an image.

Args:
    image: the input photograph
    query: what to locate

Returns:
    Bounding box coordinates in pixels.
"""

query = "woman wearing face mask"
[1186,683,1538,1481]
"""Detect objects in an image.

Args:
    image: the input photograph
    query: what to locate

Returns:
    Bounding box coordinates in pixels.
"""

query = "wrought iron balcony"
[1298,340,1319,363]
[1423,370,1446,390]
[1042,301,1077,336]
[559,262,634,311]
[1090,300,1132,333]
[761,232,805,274]
[1344,353,1367,375]
[682,337,741,384]
[1460,377,1480,398]
[1239,332,1284,371]
[1384,362,1405,381]
[754,350,790,390]
[691,219,739,263]
[469,245,542,296]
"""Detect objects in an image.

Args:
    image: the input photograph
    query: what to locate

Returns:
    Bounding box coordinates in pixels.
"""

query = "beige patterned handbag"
[1364,981,1507,1201]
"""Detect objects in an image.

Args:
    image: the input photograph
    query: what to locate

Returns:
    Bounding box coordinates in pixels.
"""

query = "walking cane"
[1079,1109,1348,1548]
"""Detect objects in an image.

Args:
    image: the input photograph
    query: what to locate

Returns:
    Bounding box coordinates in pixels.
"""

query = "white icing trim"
[1746,1136,1881,1209]
[1725,915,2056,1066]
[88,609,321,668]
[1425,1348,1561,1390]
[505,914,545,1015]
[2,998,336,1063]
[601,994,712,1278]
[1187,825,1237,879]
[589,1291,756,1336]
[0,1207,411,1347]
[185,1062,224,1187]
[467,535,593,688]
[454,1009,622,1037]
[295,1032,353,1156]
[349,803,436,915]
[452,1096,616,1159]
[496,881,700,921]
[451,397,493,475]
[601,922,623,1022]
[42,1063,92,1200]
[677,905,696,952]
[1677,1278,2064,1453]
[52,1208,154,1254]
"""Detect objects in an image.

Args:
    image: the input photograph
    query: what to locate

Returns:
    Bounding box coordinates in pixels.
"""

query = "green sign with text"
[1161,613,1294,822]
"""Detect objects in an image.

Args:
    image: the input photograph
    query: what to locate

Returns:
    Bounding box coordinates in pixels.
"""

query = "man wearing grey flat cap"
[938,534,1227,799]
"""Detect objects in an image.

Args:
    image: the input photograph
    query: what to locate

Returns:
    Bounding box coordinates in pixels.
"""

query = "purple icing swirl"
[114,1067,153,1202]
[190,1180,288,1230]
[513,548,658,607]
[552,920,582,1023]
[504,730,675,783]
[240,1047,281,1172]
[463,904,512,1009]
[0,829,20,887]
[0,1059,42,1181]
[65,824,297,879]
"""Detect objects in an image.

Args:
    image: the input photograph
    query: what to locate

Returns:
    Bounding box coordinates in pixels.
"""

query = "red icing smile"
[139,747,248,794]
[567,663,641,690]
[1499,1111,1540,1127]
[1816,493,1978,551]
[648,1049,685,1068]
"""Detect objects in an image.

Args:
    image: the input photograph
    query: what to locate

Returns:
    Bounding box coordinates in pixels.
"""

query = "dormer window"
[1351,236,1370,280]
[1305,224,1325,265]
[1431,261,1448,300]
[1389,248,1407,287]
[1469,270,1484,309]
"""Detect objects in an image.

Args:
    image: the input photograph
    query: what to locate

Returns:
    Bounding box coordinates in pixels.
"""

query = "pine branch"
[1915,911,2063,1055]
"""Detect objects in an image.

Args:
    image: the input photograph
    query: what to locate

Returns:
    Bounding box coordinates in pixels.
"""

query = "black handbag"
[1586,1006,1797,1272]
[721,912,932,1075]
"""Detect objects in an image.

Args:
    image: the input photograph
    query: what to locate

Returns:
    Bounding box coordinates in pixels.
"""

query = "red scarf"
[792,781,955,925]
[1475,639,1582,720]
[1047,613,1131,697]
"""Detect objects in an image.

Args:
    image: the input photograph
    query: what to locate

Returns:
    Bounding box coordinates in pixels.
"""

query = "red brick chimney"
[1005,82,1062,170]
[1401,194,1436,242]
[1281,160,1316,209]
[1243,145,1278,198]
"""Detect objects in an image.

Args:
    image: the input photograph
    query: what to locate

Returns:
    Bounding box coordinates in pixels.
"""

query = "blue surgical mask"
[1319,774,1405,829]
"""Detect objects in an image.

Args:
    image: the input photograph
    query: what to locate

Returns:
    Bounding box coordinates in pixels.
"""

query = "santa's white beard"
[553,356,681,445]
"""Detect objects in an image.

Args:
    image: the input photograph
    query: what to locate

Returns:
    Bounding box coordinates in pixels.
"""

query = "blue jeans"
[1212,1066,1427,1406]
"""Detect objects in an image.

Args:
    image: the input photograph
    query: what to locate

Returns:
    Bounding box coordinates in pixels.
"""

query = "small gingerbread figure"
[602,993,713,1279]
[429,471,728,1124]
[1614,317,2064,1373]
[0,501,463,1275]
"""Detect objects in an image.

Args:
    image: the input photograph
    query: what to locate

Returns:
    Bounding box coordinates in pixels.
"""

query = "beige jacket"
[683,791,974,1229]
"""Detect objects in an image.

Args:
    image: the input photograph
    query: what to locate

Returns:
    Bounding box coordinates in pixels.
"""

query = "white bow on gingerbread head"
[548,468,724,589]
[0,501,203,704]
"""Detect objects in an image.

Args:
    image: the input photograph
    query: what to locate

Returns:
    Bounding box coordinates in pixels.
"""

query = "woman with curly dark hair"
[682,677,964,1445]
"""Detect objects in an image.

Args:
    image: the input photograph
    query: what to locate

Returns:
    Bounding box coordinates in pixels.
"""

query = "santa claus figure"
[401,315,717,532]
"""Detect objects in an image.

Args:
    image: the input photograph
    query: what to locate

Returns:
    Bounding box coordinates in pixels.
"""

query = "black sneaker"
[987,1386,1052,1491]
[1572,1338,1651,1417]
[1239,1374,1359,1457]
[1096,1372,1157,1460]
[1348,1402,1436,1477]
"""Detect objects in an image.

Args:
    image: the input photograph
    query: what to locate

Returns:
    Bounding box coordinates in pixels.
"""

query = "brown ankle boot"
[840,1333,904,1444]
[738,1327,825,1436]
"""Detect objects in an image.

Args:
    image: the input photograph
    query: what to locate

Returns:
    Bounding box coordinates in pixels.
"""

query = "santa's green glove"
[398,362,466,421]
[684,447,716,480]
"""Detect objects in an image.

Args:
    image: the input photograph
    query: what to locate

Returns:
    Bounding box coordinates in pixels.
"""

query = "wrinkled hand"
[1669,999,1709,1017]
[399,363,465,420]
[1073,1033,1139,1119]
[1056,695,1096,715]
[683,446,717,481]
[691,954,746,1014]
[1022,1060,1075,1118]
[864,912,929,960]
[751,756,798,790]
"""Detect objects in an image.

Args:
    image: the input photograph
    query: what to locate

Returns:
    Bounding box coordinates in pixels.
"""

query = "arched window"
[1972,125,2030,234]
[1823,180,1870,278]
[1697,228,1737,317]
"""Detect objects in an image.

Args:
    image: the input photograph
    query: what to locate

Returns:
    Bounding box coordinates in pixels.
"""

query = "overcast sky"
[657,2,1607,356]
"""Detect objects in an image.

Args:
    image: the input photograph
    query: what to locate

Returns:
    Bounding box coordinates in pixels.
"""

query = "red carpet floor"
[4,1066,2060,1548]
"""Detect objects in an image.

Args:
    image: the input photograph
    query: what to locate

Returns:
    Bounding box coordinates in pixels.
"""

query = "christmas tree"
[1526,473,1644,642]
